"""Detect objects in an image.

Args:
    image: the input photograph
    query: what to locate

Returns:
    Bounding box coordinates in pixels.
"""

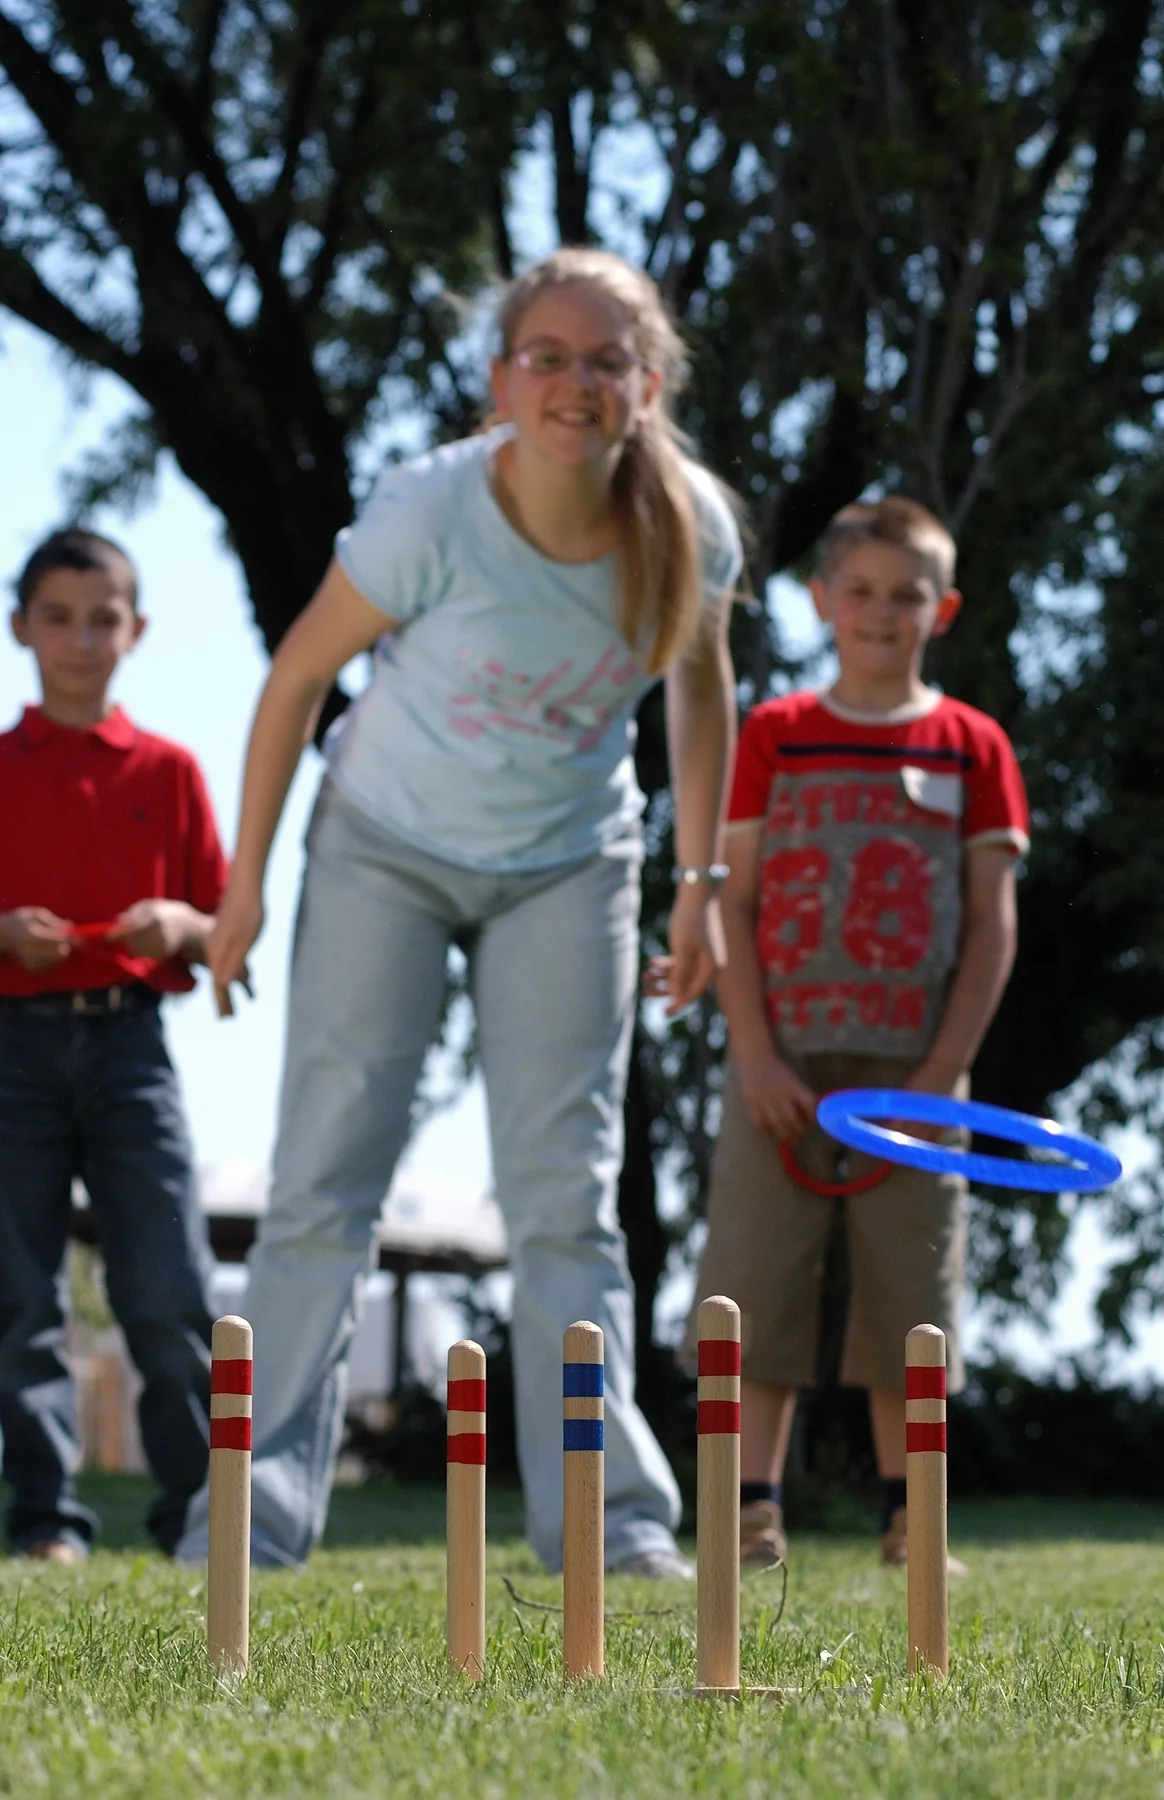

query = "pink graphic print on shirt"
[756,770,961,1059]
[447,645,641,752]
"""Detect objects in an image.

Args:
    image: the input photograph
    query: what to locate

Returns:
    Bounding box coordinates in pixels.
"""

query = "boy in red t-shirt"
[687,497,1029,1569]
[0,528,229,1561]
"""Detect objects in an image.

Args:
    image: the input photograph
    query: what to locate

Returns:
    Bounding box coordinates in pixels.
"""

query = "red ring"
[69,921,118,941]
[779,1137,893,1198]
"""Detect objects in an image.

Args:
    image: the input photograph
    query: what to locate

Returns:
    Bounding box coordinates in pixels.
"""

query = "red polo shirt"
[0,705,227,997]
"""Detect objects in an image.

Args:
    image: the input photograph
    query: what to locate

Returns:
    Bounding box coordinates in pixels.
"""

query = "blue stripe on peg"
[563,1418,604,1453]
[563,1362,604,1398]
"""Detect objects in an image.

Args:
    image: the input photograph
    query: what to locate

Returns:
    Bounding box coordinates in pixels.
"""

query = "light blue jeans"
[178,781,680,1569]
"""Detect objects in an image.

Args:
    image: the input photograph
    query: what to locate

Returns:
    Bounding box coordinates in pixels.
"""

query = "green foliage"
[65,1243,114,1333]
[4,1488,1164,1795]
[4,3,1164,1326]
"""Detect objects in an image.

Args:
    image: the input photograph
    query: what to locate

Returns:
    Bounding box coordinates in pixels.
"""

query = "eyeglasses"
[507,338,646,385]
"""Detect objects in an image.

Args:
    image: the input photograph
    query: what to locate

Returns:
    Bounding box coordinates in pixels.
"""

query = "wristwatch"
[672,863,730,889]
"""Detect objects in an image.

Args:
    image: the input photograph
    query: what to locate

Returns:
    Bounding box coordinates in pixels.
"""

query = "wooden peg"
[906,1323,948,1677]
[207,1314,252,1674]
[563,1321,604,1679]
[446,1340,487,1678]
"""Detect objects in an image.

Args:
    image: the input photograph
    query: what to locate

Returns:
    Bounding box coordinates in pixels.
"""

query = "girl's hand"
[737,1052,817,1142]
[645,885,727,1017]
[208,883,265,1019]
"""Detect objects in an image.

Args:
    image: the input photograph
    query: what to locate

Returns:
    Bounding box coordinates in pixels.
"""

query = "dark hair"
[14,528,138,611]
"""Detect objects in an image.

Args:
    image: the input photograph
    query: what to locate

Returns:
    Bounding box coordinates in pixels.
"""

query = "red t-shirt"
[728,689,1030,1061]
[0,705,227,997]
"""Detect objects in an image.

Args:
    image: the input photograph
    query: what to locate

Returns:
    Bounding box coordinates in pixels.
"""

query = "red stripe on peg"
[447,1378,486,1413]
[210,1416,252,1452]
[697,1400,741,1436]
[906,1422,947,1454]
[447,1434,487,1466]
[905,1365,946,1401]
[697,1338,741,1378]
[210,1358,253,1396]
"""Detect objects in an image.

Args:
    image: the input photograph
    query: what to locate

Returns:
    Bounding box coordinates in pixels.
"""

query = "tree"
[4,1,1164,1352]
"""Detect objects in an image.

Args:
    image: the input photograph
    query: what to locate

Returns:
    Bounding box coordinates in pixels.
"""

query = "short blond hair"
[818,497,956,592]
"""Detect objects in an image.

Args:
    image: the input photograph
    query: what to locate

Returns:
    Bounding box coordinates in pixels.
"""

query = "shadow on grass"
[38,1479,1164,1556]
[61,1473,526,1553]
[320,1479,526,1548]
[949,1498,1164,1543]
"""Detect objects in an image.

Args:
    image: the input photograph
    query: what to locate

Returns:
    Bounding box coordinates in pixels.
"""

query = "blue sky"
[3,305,1162,1381]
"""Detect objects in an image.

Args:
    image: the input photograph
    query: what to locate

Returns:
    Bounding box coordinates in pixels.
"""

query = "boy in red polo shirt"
[0,527,227,1562]
[686,497,1029,1570]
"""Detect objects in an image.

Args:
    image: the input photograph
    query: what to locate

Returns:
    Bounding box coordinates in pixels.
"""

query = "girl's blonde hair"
[495,248,729,676]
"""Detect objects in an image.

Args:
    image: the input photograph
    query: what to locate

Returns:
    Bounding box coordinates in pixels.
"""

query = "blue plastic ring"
[815,1089,1122,1193]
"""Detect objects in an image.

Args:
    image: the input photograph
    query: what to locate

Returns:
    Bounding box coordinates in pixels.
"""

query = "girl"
[182,248,742,1573]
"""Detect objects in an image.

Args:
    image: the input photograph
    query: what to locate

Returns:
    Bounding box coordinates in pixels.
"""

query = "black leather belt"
[0,983,160,1017]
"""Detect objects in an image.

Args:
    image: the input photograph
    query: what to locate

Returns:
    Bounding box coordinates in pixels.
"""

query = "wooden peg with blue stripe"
[563,1321,604,1679]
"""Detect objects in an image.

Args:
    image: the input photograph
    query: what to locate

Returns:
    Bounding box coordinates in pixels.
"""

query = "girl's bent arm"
[210,561,395,998]
[660,595,737,1012]
[664,599,736,871]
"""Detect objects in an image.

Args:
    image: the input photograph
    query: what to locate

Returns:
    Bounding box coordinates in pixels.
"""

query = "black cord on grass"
[761,1558,789,1631]
[501,1558,788,1628]
[501,1574,678,1619]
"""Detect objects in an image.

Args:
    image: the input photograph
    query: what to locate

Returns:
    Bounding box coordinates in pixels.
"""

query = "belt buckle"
[72,985,122,1016]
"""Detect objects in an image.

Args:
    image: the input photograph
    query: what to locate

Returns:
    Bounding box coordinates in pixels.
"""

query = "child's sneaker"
[19,1537,85,1565]
[740,1499,786,1569]
[610,1549,695,1581]
[878,1505,967,1575]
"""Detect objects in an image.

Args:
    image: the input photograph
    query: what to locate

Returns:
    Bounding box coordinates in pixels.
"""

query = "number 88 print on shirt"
[727,691,1030,1061]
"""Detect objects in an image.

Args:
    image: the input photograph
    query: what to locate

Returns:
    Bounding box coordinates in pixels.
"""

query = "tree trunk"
[617,1029,670,1396]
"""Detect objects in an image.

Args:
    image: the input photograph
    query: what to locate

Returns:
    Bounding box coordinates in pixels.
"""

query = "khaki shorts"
[684,1053,966,1394]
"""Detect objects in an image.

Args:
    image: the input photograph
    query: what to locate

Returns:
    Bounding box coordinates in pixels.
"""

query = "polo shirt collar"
[19,704,136,751]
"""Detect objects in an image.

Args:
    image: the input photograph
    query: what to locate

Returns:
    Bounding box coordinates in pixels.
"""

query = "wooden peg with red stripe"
[696,1295,741,1692]
[207,1314,252,1674]
[446,1340,487,1678]
[906,1323,948,1676]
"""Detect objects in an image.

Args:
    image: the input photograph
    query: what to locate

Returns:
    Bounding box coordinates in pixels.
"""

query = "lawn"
[2,1478,1164,1798]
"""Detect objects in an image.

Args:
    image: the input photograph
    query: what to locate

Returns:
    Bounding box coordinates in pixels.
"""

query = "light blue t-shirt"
[328,428,743,871]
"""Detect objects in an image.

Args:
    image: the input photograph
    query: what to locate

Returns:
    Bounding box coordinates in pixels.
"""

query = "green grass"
[3,1480,1164,1797]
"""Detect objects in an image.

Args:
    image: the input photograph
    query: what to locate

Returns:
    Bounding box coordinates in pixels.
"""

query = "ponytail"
[494,248,736,675]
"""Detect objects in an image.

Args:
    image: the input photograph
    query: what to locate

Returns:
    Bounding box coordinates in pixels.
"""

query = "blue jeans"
[178,781,681,1569]
[0,991,214,1554]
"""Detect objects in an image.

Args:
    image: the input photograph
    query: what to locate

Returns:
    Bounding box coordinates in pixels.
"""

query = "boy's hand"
[207,883,265,1020]
[107,898,201,962]
[0,907,75,971]
[737,1050,817,1142]
[644,885,726,1016]
[898,1059,965,1142]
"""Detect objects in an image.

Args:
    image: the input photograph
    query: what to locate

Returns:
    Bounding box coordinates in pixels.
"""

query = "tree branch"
[550,86,590,243]
[303,54,385,312]
[0,242,139,388]
[267,16,329,256]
